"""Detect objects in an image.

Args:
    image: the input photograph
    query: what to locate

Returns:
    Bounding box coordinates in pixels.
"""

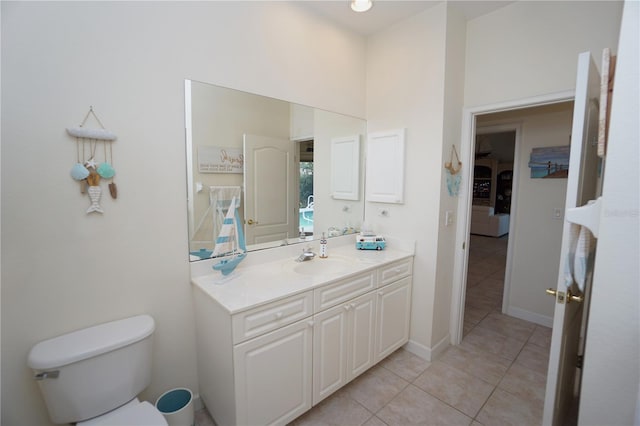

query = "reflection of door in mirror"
[243,134,296,245]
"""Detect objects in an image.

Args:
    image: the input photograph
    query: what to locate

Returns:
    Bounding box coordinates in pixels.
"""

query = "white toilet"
[27,314,168,425]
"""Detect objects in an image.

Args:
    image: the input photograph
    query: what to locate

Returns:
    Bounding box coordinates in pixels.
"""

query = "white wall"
[465,1,623,107]
[312,109,366,237]
[432,5,467,353]
[579,1,639,423]
[0,2,366,425]
[365,0,622,355]
[477,103,574,326]
[365,3,448,357]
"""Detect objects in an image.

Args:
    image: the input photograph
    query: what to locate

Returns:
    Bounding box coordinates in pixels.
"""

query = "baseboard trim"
[193,393,203,412]
[404,334,450,362]
[430,334,450,361]
[507,306,553,328]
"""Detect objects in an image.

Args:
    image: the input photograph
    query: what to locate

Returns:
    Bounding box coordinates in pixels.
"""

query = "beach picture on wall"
[528,145,570,178]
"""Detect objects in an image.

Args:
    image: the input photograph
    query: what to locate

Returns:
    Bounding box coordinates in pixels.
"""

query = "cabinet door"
[348,292,376,379]
[312,305,349,405]
[375,277,412,362]
[234,319,313,426]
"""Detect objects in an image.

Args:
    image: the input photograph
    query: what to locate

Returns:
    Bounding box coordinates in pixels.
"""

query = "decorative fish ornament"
[86,171,103,214]
[87,186,104,214]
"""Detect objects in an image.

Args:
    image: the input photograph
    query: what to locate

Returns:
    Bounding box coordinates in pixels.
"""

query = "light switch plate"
[445,211,454,226]
[553,208,563,220]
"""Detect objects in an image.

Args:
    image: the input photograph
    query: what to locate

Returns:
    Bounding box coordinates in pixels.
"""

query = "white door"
[543,51,602,425]
[243,134,296,245]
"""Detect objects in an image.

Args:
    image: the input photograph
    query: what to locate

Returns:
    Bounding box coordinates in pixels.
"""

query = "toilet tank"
[27,315,155,424]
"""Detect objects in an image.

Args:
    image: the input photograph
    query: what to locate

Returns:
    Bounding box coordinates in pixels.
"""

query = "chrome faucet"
[296,246,316,262]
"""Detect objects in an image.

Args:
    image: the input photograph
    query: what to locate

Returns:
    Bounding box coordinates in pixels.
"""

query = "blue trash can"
[155,388,194,426]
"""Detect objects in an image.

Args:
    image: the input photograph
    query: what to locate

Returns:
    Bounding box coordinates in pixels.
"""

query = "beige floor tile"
[343,365,409,413]
[528,325,552,348]
[463,320,476,336]
[288,390,372,426]
[476,277,505,292]
[439,345,511,385]
[466,284,502,302]
[477,312,536,342]
[362,415,388,426]
[514,342,550,375]
[464,305,490,325]
[476,388,543,426]
[378,348,430,382]
[413,361,494,418]
[376,384,472,426]
[460,324,526,360]
[467,261,503,276]
[465,294,501,312]
[498,362,547,406]
[466,272,486,287]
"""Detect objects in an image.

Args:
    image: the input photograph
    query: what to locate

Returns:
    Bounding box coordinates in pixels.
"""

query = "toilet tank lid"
[28,315,155,370]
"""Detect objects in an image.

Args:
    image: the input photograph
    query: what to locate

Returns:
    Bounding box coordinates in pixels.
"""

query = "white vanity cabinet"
[192,252,413,426]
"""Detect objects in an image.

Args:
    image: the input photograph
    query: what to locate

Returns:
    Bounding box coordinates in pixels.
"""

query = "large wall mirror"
[186,80,366,261]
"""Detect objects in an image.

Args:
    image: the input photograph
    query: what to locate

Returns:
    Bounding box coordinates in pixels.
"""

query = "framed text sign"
[198,146,244,173]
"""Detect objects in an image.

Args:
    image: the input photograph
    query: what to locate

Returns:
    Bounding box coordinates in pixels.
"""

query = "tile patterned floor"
[195,235,551,426]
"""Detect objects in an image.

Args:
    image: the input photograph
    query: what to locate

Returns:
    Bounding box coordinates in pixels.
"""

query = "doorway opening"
[451,91,575,347]
[298,139,314,237]
[464,128,516,337]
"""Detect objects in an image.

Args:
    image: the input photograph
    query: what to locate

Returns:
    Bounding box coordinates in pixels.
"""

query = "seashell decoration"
[96,162,115,179]
[67,106,119,213]
[70,163,90,180]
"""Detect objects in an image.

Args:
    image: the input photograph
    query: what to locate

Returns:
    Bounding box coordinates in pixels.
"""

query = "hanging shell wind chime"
[67,107,118,214]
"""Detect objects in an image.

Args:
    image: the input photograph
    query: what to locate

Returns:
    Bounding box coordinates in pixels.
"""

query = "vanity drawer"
[314,271,376,312]
[232,291,313,344]
[377,258,413,287]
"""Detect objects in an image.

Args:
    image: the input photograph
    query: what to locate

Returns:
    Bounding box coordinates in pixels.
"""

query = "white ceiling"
[297,1,513,36]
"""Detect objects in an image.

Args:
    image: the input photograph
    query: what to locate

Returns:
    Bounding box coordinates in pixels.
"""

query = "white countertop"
[191,235,414,315]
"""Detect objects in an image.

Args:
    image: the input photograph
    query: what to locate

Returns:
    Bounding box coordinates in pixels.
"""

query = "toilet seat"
[77,399,167,426]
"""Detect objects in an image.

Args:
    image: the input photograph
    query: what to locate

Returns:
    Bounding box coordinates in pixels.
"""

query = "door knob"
[246,219,259,225]
[546,288,584,304]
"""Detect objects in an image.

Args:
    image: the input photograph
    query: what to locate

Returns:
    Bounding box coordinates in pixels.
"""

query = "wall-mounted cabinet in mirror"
[185,80,366,261]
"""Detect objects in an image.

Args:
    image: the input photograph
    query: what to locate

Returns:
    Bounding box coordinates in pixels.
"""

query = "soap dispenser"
[319,232,328,258]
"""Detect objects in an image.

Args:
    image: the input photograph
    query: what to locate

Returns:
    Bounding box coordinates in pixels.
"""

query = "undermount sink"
[291,256,352,275]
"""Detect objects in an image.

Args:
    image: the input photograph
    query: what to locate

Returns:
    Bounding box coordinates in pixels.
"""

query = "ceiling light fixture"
[351,0,373,13]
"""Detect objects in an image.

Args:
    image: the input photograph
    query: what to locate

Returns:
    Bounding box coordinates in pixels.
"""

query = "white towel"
[574,225,596,292]
[564,223,596,292]
[564,223,580,289]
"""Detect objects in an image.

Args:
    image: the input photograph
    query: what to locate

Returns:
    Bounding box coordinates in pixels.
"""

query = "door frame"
[450,90,575,345]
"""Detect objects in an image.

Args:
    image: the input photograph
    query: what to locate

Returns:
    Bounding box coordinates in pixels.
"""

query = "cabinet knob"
[344,305,351,311]
[350,303,356,309]
[275,312,283,319]
[378,291,384,296]
[307,321,314,327]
